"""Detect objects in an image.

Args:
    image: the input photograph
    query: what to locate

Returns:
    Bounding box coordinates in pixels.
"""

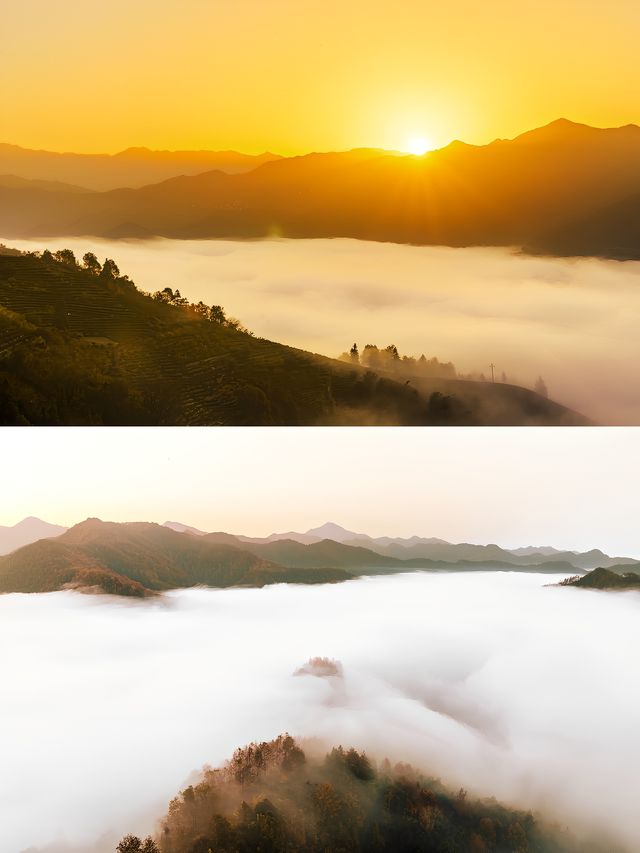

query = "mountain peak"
[163,520,207,536]
[512,117,623,145]
[304,522,357,542]
[0,516,68,556]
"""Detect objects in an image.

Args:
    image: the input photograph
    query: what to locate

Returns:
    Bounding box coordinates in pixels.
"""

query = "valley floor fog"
[2,571,639,853]
[5,237,640,423]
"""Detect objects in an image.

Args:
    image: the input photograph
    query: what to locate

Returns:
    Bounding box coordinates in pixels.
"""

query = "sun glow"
[405,135,432,155]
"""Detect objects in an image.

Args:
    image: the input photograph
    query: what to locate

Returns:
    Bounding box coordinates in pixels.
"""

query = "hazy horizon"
[2,428,640,557]
[2,116,634,157]
[4,572,639,853]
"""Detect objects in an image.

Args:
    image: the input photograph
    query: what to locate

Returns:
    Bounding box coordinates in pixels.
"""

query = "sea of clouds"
[4,237,640,423]
[2,571,639,852]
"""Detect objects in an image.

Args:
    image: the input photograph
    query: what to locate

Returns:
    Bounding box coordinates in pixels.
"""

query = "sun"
[405,135,432,155]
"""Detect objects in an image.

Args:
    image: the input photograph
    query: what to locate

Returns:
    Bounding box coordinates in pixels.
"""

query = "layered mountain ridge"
[1,517,637,597]
[2,120,640,258]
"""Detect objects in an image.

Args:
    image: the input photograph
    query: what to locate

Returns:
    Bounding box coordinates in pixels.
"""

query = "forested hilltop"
[115,734,607,853]
[0,248,586,425]
[560,566,640,591]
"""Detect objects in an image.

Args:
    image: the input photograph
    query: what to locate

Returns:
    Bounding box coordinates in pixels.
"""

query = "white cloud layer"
[5,236,640,423]
[2,572,639,852]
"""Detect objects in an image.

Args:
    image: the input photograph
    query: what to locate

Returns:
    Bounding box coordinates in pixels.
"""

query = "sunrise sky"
[2,0,639,155]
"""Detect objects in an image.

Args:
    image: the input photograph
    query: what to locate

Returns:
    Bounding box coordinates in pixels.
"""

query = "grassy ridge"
[0,252,472,425]
[0,251,586,425]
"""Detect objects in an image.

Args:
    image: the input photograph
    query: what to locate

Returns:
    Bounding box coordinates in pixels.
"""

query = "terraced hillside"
[0,251,586,425]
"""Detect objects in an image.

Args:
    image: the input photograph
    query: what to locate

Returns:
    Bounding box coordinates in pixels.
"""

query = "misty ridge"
[0,245,595,426]
[2,120,640,261]
[4,571,639,853]
[0,516,638,598]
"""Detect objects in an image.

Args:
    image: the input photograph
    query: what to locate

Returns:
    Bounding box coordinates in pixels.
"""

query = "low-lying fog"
[3,571,639,853]
[5,237,640,423]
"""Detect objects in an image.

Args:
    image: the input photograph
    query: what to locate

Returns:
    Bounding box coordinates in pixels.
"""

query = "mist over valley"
[3,237,638,423]
[3,571,639,853]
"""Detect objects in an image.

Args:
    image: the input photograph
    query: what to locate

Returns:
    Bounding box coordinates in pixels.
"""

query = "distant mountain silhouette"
[289,523,634,570]
[5,518,637,596]
[0,250,585,425]
[0,143,282,191]
[528,191,640,259]
[339,541,632,570]
[304,522,357,542]
[162,520,634,570]
[163,520,208,536]
[1,121,640,257]
[0,516,67,555]
[0,174,90,193]
[203,536,586,575]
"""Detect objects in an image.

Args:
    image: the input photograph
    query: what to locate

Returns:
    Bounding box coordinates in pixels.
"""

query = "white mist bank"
[2,572,639,853]
[5,237,640,423]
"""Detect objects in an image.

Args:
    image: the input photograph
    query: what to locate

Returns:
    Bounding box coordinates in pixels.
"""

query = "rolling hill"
[0,518,599,598]
[0,519,349,596]
[561,565,640,591]
[192,522,634,571]
[202,534,587,575]
[0,250,585,425]
[1,121,640,258]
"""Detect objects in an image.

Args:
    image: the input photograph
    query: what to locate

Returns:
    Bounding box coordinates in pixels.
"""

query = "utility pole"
[490,363,495,383]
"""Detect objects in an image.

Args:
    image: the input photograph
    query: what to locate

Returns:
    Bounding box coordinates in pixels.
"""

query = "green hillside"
[0,250,587,425]
[116,734,599,853]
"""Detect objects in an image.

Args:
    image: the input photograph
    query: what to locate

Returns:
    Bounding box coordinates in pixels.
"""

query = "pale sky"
[1,0,639,154]
[2,427,639,557]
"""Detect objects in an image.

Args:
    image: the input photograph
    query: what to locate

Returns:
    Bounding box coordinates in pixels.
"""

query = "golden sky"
[1,0,639,154]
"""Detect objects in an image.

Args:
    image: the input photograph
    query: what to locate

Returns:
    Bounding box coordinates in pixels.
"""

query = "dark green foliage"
[119,735,593,853]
